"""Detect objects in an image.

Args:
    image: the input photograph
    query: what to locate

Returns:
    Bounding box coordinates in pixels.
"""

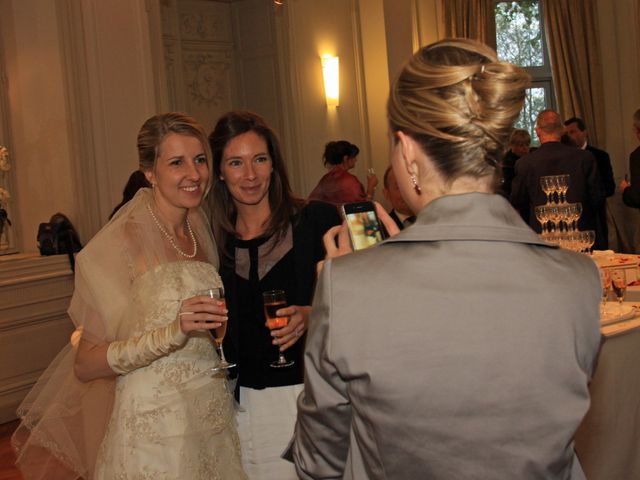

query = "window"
[495,0,555,145]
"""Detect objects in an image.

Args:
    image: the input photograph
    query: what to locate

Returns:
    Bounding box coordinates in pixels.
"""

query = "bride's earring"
[411,175,422,195]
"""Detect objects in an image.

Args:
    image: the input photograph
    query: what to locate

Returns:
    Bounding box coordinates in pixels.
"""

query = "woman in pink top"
[309,140,378,205]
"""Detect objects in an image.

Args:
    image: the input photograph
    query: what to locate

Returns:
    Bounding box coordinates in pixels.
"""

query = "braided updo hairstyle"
[387,38,530,188]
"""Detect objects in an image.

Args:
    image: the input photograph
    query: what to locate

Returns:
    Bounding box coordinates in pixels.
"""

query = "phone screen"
[342,202,387,251]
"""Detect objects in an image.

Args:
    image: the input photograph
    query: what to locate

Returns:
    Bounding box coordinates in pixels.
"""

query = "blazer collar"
[385,192,555,248]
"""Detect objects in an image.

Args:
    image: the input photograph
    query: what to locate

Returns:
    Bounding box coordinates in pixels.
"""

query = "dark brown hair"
[208,111,304,258]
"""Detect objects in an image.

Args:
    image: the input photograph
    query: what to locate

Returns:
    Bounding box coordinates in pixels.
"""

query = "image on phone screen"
[342,202,386,250]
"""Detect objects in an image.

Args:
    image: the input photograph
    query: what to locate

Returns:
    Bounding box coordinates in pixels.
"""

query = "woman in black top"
[208,110,340,479]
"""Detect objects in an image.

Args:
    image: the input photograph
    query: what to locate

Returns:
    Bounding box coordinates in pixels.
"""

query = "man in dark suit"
[620,109,640,208]
[564,117,615,249]
[511,110,605,245]
[382,166,415,230]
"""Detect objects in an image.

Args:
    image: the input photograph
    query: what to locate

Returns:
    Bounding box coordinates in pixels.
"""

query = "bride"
[12,112,246,479]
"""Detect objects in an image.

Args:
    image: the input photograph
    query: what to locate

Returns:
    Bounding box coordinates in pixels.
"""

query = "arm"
[598,151,616,197]
[623,152,640,207]
[583,153,605,208]
[291,260,351,479]
[74,294,228,382]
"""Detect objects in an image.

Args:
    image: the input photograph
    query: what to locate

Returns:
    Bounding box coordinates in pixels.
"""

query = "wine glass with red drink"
[262,289,295,368]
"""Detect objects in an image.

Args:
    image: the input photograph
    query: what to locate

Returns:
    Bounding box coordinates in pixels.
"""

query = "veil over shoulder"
[11,188,219,479]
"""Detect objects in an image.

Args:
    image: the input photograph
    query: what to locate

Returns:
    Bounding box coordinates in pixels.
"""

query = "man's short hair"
[536,109,563,136]
[383,165,393,189]
[509,129,531,145]
[563,117,586,131]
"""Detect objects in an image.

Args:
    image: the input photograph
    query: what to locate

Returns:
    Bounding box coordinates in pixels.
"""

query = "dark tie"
[404,216,416,226]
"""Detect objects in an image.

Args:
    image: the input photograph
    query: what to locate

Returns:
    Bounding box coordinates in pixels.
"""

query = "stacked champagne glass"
[534,174,595,253]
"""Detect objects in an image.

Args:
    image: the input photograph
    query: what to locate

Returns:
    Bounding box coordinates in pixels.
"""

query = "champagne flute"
[611,270,627,305]
[263,289,295,368]
[198,286,236,372]
[540,176,555,204]
[599,268,612,317]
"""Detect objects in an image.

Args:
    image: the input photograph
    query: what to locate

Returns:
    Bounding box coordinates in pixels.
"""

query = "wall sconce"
[321,55,339,107]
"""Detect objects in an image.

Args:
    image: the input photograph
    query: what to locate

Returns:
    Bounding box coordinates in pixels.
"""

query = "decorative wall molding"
[0,253,74,422]
[183,51,232,108]
[0,11,20,254]
[56,0,104,242]
[179,9,232,42]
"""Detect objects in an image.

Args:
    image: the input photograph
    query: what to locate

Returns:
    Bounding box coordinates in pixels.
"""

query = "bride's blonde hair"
[388,38,530,188]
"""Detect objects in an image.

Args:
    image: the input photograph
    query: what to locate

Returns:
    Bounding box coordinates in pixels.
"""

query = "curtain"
[441,0,497,50]
[543,0,606,146]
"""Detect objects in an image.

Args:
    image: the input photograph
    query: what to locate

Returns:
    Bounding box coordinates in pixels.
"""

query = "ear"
[396,131,420,178]
[143,169,154,186]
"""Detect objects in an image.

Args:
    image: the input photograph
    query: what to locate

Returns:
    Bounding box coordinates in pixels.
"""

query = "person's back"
[291,39,600,480]
[311,193,599,478]
[511,136,604,233]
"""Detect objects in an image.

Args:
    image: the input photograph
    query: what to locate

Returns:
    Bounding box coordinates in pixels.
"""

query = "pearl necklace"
[147,204,197,258]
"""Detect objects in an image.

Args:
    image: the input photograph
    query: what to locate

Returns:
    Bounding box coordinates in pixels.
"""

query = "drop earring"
[411,175,422,195]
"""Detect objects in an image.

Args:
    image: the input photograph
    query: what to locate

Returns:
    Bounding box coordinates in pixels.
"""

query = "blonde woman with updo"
[288,39,601,479]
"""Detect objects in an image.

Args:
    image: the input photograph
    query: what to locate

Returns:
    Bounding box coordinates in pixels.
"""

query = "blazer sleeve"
[290,259,351,479]
[623,151,640,208]
[598,151,616,197]
[583,152,605,208]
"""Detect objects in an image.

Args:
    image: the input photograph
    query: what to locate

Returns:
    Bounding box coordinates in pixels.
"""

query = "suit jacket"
[622,146,640,208]
[585,145,615,249]
[586,145,615,197]
[290,193,601,479]
[510,142,605,242]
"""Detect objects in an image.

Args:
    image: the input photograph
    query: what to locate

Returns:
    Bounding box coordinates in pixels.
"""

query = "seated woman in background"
[13,112,246,479]
[207,110,341,479]
[308,140,378,205]
[290,38,602,479]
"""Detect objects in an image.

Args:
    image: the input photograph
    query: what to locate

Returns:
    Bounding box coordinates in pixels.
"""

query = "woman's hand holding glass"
[269,305,311,351]
[179,292,229,338]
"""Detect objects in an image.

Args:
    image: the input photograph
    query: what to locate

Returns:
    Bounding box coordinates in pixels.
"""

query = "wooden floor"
[0,421,22,480]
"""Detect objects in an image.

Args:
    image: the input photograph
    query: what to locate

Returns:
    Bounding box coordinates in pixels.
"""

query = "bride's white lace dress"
[93,261,246,479]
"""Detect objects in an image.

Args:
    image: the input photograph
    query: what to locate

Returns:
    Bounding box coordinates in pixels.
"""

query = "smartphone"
[341,201,388,251]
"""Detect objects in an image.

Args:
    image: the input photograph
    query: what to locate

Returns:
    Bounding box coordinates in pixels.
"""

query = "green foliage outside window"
[495,0,551,144]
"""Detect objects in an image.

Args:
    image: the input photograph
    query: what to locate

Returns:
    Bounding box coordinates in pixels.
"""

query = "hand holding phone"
[341,201,387,251]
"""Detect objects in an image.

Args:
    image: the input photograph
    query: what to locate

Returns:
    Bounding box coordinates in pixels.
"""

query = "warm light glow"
[321,55,339,107]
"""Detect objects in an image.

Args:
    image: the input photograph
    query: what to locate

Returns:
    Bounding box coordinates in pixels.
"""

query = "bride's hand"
[178,294,228,333]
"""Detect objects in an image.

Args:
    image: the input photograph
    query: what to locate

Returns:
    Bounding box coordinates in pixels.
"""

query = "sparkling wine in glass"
[611,270,627,305]
[263,289,294,368]
[198,286,236,372]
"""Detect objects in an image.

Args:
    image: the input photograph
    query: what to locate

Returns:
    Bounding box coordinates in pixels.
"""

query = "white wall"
[1,0,76,252]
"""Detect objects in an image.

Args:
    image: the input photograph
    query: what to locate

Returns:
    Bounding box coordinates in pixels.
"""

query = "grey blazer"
[291,193,602,480]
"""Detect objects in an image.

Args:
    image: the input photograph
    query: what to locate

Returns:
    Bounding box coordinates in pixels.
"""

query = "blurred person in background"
[308,140,378,205]
[382,165,415,229]
[498,128,530,197]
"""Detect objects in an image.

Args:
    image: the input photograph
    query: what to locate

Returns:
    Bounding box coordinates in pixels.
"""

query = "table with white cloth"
[574,297,640,480]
